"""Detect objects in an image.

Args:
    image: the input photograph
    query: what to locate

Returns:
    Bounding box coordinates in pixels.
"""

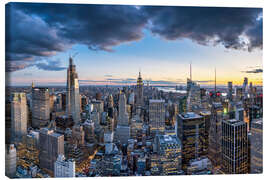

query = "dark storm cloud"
[242,68,263,74]
[142,6,262,51]
[10,3,148,51]
[6,3,262,72]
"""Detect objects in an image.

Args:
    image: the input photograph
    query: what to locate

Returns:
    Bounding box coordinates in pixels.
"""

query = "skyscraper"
[243,77,248,98]
[32,87,50,128]
[11,93,27,143]
[199,111,211,154]
[39,128,64,172]
[66,56,81,124]
[115,91,130,144]
[208,102,223,169]
[221,119,248,174]
[156,134,182,175]
[5,144,17,178]
[54,154,75,177]
[136,71,144,108]
[149,99,165,136]
[177,112,205,170]
[250,118,263,173]
[186,82,201,112]
[227,82,233,101]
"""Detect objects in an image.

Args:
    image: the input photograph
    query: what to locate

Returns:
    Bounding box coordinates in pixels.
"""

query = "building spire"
[215,67,217,93]
[69,56,73,66]
[190,62,192,81]
[31,81,35,89]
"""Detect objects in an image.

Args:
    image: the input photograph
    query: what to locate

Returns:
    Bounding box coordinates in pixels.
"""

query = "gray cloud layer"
[6,3,262,72]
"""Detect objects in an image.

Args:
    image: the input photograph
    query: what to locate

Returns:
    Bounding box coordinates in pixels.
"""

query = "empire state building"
[66,56,81,124]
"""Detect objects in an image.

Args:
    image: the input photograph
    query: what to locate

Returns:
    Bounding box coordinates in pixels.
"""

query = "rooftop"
[179,112,202,119]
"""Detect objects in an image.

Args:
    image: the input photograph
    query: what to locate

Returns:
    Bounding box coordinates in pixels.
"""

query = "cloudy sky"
[6,3,262,86]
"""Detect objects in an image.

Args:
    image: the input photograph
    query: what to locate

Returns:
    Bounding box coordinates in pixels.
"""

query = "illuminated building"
[250,118,263,173]
[208,102,223,168]
[200,111,211,154]
[136,71,144,108]
[5,144,17,178]
[149,99,165,136]
[221,119,248,174]
[66,56,81,124]
[177,112,205,170]
[32,87,50,128]
[156,134,182,175]
[11,93,27,143]
[54,154,75,177]
[49,94,56,112]
[150,154,161,175]
[39,128,64,172]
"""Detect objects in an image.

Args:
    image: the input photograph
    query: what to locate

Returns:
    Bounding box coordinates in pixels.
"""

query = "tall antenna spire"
[214,67,217,93]
[190,62,192,81]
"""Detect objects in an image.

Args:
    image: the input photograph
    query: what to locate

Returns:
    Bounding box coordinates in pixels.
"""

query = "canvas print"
[5,2,263,178]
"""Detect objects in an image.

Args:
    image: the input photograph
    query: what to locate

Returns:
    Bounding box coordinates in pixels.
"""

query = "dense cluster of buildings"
[5,58,263,178]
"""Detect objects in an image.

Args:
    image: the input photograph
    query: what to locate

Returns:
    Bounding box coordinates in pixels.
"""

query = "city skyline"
[6,3,262,86]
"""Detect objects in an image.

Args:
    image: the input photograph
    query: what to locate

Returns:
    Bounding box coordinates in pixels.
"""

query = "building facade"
[66,56,81,124]
[11,92,27,143]
[149,99,165,136]
[39,128,65,172]
[5,144,17,178]
[32,87,50,128]
[250,118,263,173]
[177,112,205,170]
[208,102,223,168]
[54,154,75,177]
[221,119,248,174]
[156,134,182,175]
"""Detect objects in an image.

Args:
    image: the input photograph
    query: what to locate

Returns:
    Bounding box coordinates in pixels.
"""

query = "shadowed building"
[32,87,50,128]
[250,118,263,173]
[39,128,64,172]
[221,119,248,174]
[208,102,223,169]
[177,112,205,170]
